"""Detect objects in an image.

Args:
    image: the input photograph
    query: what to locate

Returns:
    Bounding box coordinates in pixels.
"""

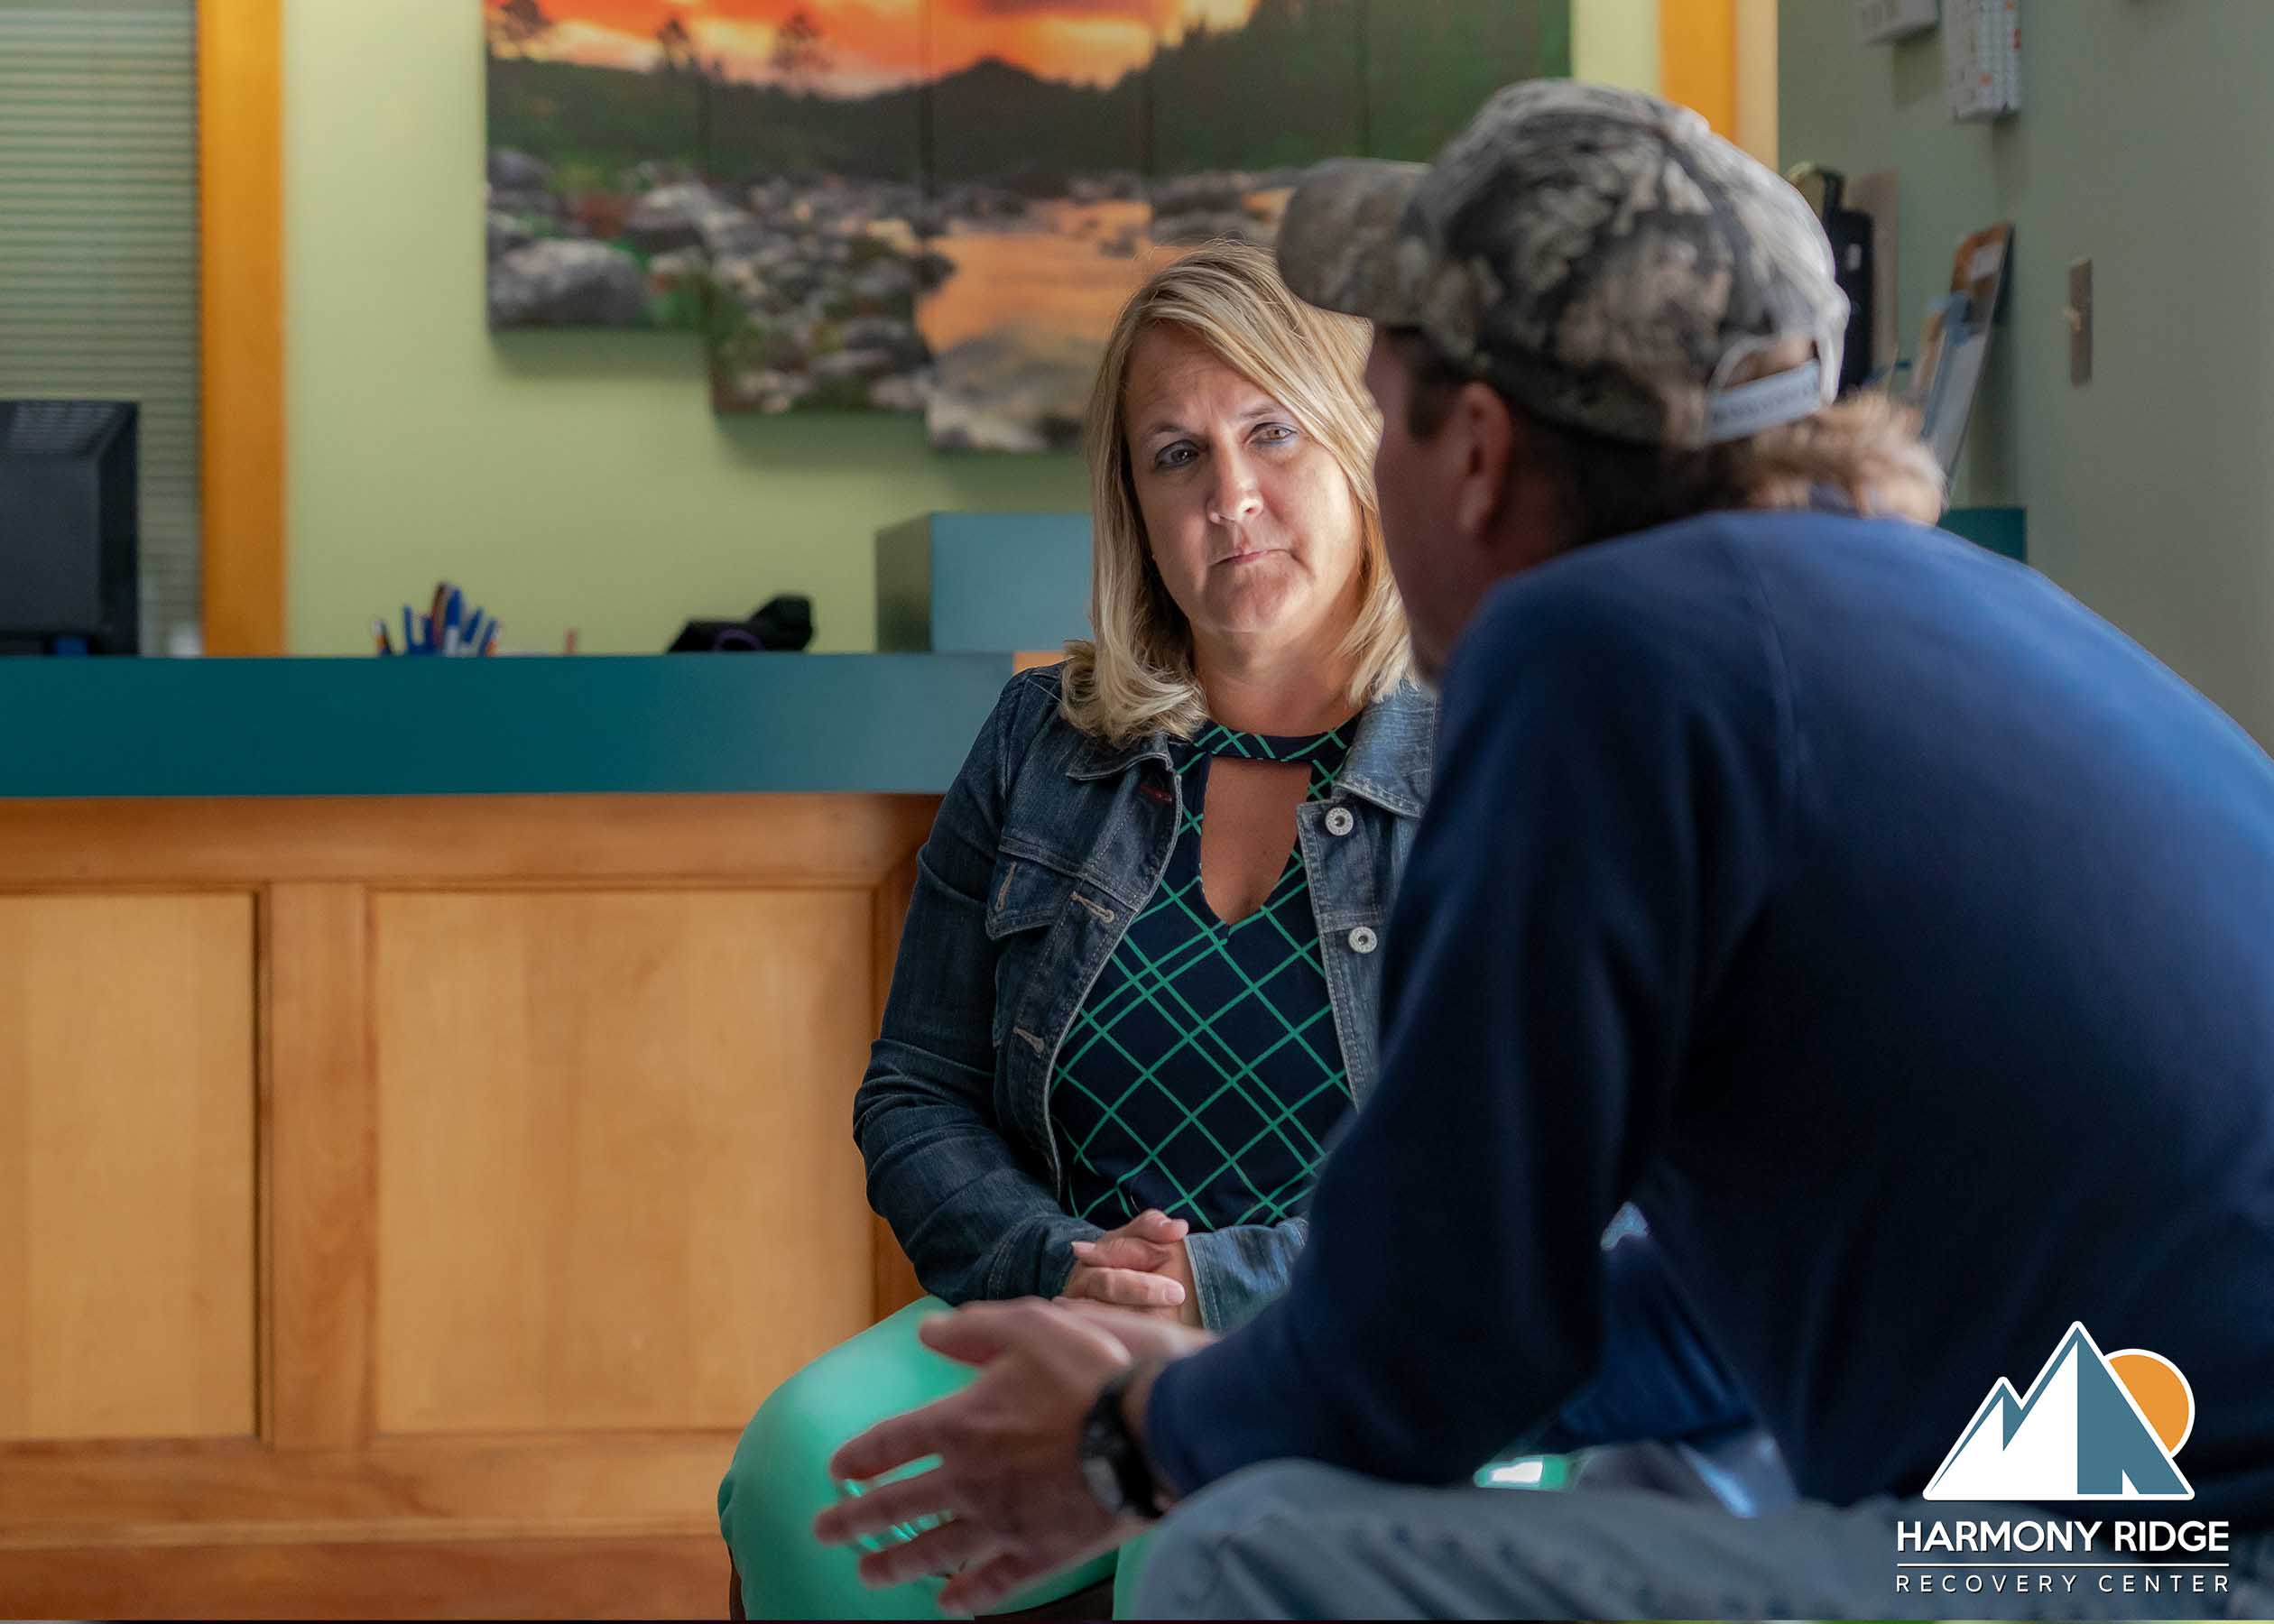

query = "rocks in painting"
[810,347,901,385]
[488,239,649,328]
[706,254,773,313]
[488,186,560,222]
[1071,170,1145,205]
[866,373,930,413]
[912,248,957,290]
[934,181,1029,226]
[624,182,728,254]
[697,210,783,262]
[995,161,1074,200]
[487,148,551,190]
[927,328,1097,454]
[766,258,826,304]
[486,210,536,262]
[836,316,929,373]
[1151,172,1248,218]
[716,368,816,415]
[647,246,709,287]
[1151,210,1261,246]
[845,258,919,310]
[1150,171,1281,246]
[621,159,697,194]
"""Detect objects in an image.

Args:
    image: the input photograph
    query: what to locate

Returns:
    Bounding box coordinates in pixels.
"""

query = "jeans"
[1132,1458,2274,1620]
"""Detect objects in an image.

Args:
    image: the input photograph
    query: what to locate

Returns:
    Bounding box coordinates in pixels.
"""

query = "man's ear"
[1449,380,1516,542]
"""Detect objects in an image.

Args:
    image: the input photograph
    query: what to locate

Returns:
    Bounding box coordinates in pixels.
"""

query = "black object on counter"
[669,594,814,653]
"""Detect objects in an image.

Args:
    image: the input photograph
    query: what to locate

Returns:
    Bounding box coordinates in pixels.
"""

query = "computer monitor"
[0,400,139,655]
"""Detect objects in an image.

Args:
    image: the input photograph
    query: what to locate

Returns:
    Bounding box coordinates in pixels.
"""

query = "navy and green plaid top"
[1050,721,1355,1232]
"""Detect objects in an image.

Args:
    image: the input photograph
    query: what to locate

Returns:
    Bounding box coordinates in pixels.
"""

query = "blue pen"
[402,605,417,652]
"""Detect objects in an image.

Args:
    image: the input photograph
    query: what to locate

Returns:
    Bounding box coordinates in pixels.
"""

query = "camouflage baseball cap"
[1277,80,1846,448]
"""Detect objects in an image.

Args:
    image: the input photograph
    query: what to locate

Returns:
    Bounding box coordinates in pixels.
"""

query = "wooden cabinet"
[0,793,937,1617]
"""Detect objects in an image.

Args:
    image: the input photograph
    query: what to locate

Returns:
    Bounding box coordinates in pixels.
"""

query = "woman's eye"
[1255,422,1298,446]
[1154,442,1198,469]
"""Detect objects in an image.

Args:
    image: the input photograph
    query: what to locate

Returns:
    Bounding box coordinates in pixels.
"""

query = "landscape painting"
[482,0,1570,446]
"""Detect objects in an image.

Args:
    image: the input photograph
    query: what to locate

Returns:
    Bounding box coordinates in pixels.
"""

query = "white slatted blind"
[0,0,199,654]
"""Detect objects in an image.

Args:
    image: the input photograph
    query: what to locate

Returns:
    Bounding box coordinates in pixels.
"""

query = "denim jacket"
[855,665,1435,1330]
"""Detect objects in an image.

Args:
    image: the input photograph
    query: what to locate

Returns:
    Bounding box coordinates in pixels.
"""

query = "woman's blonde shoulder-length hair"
[1058,239,1412,744]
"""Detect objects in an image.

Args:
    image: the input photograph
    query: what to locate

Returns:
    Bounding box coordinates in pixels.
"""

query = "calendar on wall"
[1944,0,2020,121]
[1854,0,1938,45]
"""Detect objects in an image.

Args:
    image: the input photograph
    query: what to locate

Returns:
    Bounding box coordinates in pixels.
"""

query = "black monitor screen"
[0,400,139,654]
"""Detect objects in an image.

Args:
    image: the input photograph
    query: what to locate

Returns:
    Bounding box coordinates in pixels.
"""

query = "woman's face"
[1122,325,1365,655]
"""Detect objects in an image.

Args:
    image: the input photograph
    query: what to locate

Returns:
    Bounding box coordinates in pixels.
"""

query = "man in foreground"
[813,82,2274,1619]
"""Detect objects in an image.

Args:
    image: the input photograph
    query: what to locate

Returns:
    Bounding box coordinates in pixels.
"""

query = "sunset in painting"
[485,0,1264,89]
[482,0,1568,445]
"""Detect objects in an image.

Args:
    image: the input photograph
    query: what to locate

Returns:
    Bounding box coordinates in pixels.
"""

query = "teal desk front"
[0,653,1015,798]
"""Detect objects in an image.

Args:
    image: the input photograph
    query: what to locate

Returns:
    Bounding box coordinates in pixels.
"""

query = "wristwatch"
[1077,1367,1163,1520]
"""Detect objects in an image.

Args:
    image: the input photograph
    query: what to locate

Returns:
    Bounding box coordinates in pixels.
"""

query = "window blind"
[0,0,199,654]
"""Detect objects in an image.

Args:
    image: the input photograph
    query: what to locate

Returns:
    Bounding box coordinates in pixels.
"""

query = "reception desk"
[0,655,1012,1618]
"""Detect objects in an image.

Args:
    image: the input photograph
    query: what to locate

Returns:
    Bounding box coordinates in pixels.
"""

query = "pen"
[372,618,393,656]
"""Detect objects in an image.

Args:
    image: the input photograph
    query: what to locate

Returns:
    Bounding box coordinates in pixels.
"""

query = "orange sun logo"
[2106,1348,2195,1454]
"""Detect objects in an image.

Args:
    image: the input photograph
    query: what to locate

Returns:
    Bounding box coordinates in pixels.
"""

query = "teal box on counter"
[877,512,1091,653]
[1943,506,2025,563]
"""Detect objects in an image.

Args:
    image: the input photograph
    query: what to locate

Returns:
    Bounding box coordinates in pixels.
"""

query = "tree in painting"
[771,10,832,92]
[488,0,553,58]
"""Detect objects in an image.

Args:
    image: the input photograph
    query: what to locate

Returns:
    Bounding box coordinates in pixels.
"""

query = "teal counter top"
[0,654,1016,798]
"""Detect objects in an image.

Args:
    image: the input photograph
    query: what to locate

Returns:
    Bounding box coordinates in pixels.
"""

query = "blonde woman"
[718,241,1428,1619]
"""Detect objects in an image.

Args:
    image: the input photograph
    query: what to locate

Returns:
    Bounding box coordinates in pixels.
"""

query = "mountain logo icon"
[1925,1323,2195,1501]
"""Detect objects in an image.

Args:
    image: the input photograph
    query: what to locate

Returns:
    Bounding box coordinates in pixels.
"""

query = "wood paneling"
[0,1433,728,1546]
[0,895,257,1441]
[0,794,939,888]
[0,1534,721,1620]
[0,793,938,1614]
[871,843,930,1316]
[266,884,375,1450]
[371,888,878,1435]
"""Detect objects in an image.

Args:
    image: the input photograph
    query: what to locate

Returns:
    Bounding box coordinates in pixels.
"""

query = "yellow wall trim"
[199,0,287,656]
[1660,0,1737,144]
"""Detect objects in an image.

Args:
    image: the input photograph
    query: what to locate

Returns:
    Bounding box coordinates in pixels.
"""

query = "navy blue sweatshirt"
[1149,511,2274,1522]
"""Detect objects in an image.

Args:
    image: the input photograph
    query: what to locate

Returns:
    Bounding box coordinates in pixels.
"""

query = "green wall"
[284,1,1656,659]
[1572,0,1660,94]
[1780,0,2274,746]
[283,0,1087,656]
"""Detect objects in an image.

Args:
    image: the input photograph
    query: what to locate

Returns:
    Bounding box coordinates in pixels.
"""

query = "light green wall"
[283,0,1086,656]
[1573,0,1660,93]
[1780,1,2274,746]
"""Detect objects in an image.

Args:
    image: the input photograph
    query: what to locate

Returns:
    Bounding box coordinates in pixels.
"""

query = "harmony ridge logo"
[1924,1321,2195,1501]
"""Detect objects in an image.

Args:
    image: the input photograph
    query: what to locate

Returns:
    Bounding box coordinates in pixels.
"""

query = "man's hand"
[811,1299,1209,1615]
[1050,1297,1216,1366]
[1063,1208,1201,1324]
